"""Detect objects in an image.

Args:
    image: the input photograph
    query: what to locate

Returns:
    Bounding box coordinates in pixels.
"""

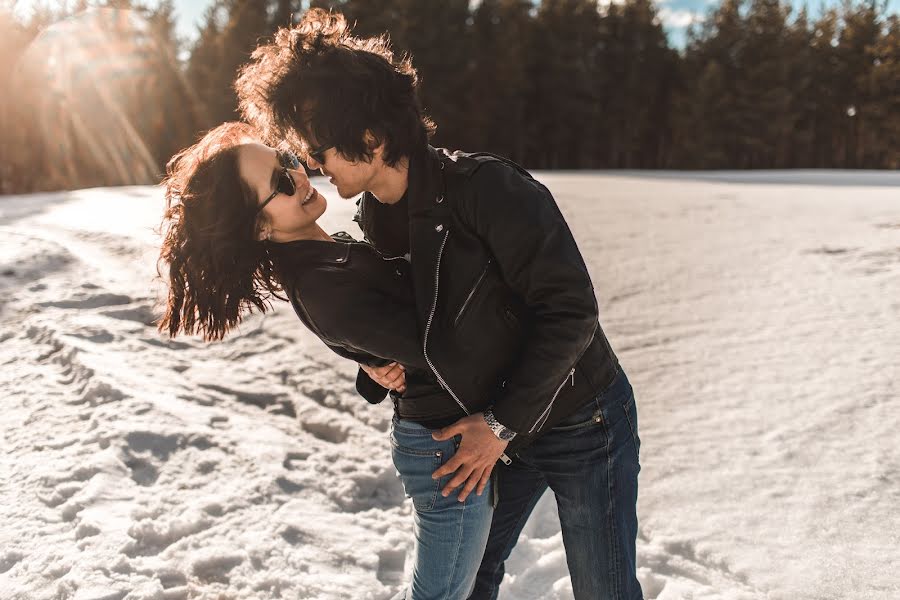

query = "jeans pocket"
[550,398,604,433]
[550,411,602,432]
[391,437,444,512]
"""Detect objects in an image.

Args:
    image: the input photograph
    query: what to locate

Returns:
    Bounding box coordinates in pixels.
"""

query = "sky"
[8,0,898,50]
[167,0,899,50]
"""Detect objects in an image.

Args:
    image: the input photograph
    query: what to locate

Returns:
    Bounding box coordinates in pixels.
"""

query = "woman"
[158,122,491,600]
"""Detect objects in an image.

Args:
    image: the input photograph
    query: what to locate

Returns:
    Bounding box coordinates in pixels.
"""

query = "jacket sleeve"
[316,340,391,405]
[292,270,429,373]
[456,162,599,434]
[355,367,392,405]
[285,290,392,404]
[286,269,426,405]
[317,281,428,405]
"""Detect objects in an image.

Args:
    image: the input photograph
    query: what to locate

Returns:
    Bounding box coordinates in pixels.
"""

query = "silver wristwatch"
[483,409,516,442]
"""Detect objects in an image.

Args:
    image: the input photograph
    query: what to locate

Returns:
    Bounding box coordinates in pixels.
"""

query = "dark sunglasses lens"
[277,169,295,196]
[281,151,301,170]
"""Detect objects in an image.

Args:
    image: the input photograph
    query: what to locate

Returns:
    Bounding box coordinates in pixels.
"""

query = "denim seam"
[426,455,441,511]
[606,420,621,600]
[441,496,467,600]
[622,404,640,460]
[392,441,443,457]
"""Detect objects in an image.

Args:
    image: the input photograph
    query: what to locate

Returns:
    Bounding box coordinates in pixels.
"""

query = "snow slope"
[1,172,898,600]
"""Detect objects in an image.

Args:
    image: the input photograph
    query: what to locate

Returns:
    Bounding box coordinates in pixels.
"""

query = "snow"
[1,171,898,600]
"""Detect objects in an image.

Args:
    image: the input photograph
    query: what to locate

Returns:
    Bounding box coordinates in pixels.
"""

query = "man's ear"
[364,129,385,156]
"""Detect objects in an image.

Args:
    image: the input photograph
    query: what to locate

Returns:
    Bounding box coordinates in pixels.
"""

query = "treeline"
[1,0,898,194]
[0,1,195,193]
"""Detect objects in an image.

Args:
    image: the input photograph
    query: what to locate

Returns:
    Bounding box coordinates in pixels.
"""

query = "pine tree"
[674,0,746,168]
[530,0,603,168]
[738,0,793,167]
[599,0,676,167]
[466,0,533,162]
[188,0,270,131]
[836,1,885,167]
[868,13,900,168]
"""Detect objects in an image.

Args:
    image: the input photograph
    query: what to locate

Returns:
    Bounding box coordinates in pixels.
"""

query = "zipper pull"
[569,368,576,387]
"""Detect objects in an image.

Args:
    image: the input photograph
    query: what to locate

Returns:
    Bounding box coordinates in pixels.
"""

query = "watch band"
[484,409,516,442]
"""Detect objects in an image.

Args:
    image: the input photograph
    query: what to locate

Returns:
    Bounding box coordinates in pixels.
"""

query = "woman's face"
[238,142,326,242]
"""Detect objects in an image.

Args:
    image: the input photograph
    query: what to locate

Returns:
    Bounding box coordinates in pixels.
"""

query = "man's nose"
[306,155,321,170]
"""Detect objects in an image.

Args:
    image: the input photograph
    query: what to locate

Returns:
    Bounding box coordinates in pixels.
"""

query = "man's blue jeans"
[391,418,494,600]
[469,367,643,600]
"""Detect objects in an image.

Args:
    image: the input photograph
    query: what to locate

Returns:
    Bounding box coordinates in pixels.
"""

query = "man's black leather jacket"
[355,146,620,439]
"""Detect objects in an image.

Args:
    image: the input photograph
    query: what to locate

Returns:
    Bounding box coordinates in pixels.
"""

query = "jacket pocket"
[453,260,492,328]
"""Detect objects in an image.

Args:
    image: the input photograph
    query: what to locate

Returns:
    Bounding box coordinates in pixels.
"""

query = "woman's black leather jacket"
[268,235,454,411]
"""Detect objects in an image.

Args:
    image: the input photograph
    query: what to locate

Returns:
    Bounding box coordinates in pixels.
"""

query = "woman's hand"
[360,362,406,393]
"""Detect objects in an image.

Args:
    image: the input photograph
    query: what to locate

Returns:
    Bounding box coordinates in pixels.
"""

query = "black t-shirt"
[352,194,466,427]
[355,191,410,258]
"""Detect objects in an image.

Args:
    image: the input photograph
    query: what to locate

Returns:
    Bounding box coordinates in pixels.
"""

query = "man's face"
[306,145,383,200]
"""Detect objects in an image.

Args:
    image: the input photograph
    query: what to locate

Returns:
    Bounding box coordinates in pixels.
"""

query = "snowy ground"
[1,172,898,600]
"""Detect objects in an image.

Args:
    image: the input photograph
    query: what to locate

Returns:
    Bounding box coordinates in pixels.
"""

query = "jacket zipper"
[423,230,576,437]
[453,259,492,327]
[423,230,470,416]
[528,367,576,434]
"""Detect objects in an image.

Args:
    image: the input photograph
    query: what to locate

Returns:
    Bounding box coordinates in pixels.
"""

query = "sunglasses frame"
[256,150,300,214]
[306,143,333,165]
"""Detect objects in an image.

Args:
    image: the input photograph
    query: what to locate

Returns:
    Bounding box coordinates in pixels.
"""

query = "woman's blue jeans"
[390,418,494,600]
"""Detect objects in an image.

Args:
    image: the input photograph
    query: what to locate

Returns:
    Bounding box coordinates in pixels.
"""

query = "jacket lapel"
[407,146,452,327]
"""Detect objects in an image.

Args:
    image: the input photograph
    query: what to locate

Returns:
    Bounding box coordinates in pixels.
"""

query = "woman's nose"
[306,155,321,170]
[280,167,301,194]
[290,165,309,181]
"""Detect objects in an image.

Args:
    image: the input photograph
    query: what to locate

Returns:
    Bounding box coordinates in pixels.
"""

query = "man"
[237,10,643,600]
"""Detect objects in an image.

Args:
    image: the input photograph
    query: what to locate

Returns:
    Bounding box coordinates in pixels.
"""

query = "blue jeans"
[469,368,643,600]
[391,418,494,600]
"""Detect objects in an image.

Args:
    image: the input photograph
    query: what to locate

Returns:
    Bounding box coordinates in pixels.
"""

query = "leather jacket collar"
[267,237,351,268]
[407,145,449,217]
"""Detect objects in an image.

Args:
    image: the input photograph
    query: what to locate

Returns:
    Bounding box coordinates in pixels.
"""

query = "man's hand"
[431,413,509,502]
[360,362,406,393]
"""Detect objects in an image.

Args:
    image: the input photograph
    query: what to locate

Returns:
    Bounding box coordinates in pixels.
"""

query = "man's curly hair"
[235,8,435,166]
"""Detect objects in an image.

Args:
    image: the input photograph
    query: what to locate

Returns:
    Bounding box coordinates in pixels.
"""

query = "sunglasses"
[305,142,333,165]
[257,150,301,214]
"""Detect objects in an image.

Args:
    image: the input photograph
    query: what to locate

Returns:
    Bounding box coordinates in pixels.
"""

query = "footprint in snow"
[38,293,132,309]
[101,304,158,326]
[283,451,310,470]
[376,548,406,586]
[301,420,349,444]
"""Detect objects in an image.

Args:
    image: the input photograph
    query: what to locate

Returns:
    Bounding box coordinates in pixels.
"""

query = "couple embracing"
[158,10,642,600]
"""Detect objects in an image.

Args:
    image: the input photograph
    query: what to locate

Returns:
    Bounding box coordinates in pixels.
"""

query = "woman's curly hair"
[235,8,435,166]
[157,122,284,342]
